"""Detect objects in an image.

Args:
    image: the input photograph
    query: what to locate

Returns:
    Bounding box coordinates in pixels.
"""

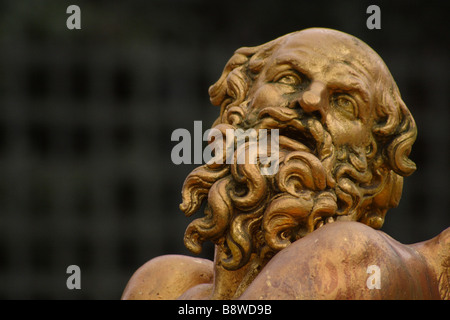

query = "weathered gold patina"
[122,28,449,300]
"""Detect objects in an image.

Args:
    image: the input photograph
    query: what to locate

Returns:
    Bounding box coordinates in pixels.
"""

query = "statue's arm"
[411,227,450,300]
[239,221,442,300]
[121,254,213,300]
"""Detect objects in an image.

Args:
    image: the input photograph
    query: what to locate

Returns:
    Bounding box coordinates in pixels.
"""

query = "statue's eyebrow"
[327,76,370,104]
[272,53,312,76]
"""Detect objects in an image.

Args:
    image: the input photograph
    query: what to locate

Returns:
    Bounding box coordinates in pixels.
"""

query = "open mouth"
[254,107,317,154]
[278,126,316,153]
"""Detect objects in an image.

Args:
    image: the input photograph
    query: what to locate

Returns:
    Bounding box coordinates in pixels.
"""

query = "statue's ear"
[208,50,251,108]
[373,86,417,177]
[209,45,272,127]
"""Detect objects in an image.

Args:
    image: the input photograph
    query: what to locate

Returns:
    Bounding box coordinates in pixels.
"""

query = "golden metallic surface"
[122,28,449,300]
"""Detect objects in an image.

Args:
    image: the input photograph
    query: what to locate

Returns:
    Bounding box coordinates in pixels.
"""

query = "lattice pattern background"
[0,1,448,299]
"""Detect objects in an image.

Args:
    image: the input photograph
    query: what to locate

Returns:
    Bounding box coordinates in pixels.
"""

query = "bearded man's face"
[180,28,417,271]
[246,30,375,149]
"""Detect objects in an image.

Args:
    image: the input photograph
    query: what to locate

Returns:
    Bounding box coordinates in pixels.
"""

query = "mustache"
[254,106,334,162]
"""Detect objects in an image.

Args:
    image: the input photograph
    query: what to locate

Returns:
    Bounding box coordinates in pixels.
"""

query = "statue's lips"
[253,107,316,154]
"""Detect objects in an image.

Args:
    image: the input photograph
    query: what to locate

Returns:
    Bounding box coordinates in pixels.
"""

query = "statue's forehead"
[269,32,368,69]
[279,29,365,52]
[267,45,372,92]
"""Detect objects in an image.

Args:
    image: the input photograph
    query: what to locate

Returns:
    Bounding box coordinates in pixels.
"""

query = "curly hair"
[180,28,417,270]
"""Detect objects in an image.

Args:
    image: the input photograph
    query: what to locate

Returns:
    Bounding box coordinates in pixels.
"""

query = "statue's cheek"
[325,112,372,147]
[249,84,292,110]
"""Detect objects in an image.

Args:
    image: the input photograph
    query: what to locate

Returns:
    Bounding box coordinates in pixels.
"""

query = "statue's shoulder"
[240,221,440,299]
[121,254,213,300]
[263,221,390,273]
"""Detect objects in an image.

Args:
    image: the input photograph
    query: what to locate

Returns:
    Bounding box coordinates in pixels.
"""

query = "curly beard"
[180,101,388,271]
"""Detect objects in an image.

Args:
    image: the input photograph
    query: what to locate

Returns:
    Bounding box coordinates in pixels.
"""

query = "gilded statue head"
[179,28,417,271]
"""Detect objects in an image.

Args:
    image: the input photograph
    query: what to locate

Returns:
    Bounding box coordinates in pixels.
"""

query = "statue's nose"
[298,81,327,114]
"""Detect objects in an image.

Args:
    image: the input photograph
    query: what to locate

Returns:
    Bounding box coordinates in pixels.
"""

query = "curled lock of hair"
[373,83,417,177]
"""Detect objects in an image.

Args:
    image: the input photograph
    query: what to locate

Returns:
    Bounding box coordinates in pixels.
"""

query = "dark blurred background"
[0,0,448,299]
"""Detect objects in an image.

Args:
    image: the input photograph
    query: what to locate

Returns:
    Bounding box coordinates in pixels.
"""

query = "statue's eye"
[331,94,358,118]
[275,73,302,86]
